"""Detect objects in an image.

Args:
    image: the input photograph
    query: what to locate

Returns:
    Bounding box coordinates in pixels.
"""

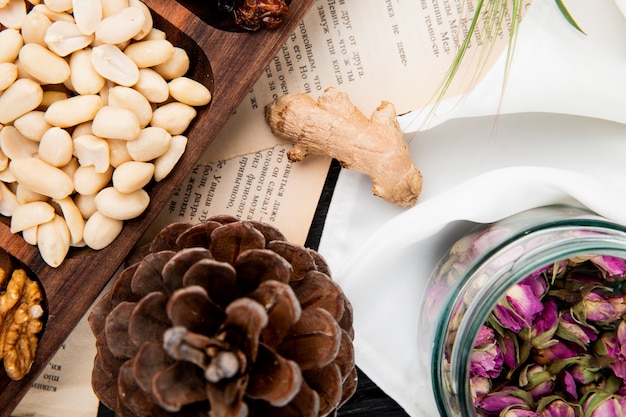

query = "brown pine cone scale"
[89,216,357,417]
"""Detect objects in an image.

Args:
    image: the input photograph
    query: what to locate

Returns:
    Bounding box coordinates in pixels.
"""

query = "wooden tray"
[0,1,315,414]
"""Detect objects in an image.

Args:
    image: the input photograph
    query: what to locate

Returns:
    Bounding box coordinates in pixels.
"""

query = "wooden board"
[0,1,315,414]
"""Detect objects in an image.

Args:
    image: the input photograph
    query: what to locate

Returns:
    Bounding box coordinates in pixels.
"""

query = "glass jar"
[417,204,626,416]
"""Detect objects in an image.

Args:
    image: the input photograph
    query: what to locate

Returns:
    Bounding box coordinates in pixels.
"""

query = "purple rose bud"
[590,256,626,279]
[501,332,520,369]
[518,364,555,401]
[539,399,578,417]
[557,312,597,347]
[503,407,541,417]
[470,375,491,406]
[570,363,601,385]
[471,326,503,379]
[584,394,625,417]
[494,283,545,332]
[476,387,532,415]
[559,370,578,400]
[534,341,581,365]
[583,291,618,322]
[609,295,626,317]
[531,298,559,349]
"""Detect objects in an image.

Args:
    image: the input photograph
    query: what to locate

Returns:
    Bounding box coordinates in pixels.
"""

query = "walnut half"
[0,266,45,380]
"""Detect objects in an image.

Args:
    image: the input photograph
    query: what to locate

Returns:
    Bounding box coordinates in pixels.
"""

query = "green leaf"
[554,0,585,34]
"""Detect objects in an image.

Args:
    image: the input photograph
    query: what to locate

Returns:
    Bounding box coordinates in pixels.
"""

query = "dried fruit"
[217,0,289,31]
[0,251,45,380]
[89,216,357,416]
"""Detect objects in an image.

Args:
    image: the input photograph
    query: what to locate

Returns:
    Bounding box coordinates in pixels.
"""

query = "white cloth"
[317,1,626,415]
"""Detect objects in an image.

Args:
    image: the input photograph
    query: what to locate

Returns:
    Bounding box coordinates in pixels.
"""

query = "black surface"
[97,159,410,416]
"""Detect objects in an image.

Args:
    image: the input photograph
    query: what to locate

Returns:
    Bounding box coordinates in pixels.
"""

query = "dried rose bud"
[582,291,620,322]
[471,326,503,379]
[583,392,626,417]
[556,312,597,348]
[501,406,540,417]
[493,273,548,333]
[530,298,559,350]
[518,364,555,400]
[590,256,626,280]
[475,387,534,415]
[533,341,582,365]
[537,397,580,417]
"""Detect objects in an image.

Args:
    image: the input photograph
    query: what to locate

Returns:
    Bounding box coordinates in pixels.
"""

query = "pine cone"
[88,215,357,417]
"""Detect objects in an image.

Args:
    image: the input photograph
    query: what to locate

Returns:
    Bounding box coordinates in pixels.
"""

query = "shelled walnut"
[0,255,45,381]
[89,216,356,416]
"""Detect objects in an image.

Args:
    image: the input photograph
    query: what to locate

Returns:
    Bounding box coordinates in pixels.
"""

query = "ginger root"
[265,87,422,207]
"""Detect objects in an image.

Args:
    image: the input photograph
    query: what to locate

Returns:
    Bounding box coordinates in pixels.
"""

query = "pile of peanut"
[0,0,212,267]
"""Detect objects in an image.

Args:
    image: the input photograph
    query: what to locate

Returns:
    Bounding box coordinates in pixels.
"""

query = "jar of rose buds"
[418,205,626,417]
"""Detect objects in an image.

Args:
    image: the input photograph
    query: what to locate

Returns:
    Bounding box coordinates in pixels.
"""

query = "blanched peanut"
[168,77,212,106]
[0,62,18,91]
[59,155,80,178]
[126,126,170,161]
[21,10,52,46]
[74,192,96,218]
[154,134,187,182]
[39,126,73,166]
[94,186,149,220]
[0,0,27,29]
[144,27,165,41]
[150,102,197,135]
[71,120,92,138]
[112,160,153,193]
[54,196,84,244]
[73,134,110,172]
[44,20,94,57]
[10,201,55,233]
[133,68,168,103]
[0,147,8,171]
[72,0,102,35]
[69,48,105,95]
[92,105,140,140]
[0,167,16,183]
[44,94,103,127]
[124,39,174,68]
[83,210,122,250]
[153,47,189,80]
[101,0,128,18]
[91,43,139,86]
[73,164,112,195]
[0,78,43,124]
[0,181,18,216]
[22,225,37,245]
[10,157,74,199]
[108,85,152,127]
[14,111,51,142]
[40,90,70,110]
[94,5,144,44]
[31,4,75,22]
[129,0,152,40]
[44,0,72,13]
[0,28,23,62]
[0,126,39,159]
[15,183,48,204]
[107,138,132,167]
[37,214,71,267]
[19,43,71,84]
